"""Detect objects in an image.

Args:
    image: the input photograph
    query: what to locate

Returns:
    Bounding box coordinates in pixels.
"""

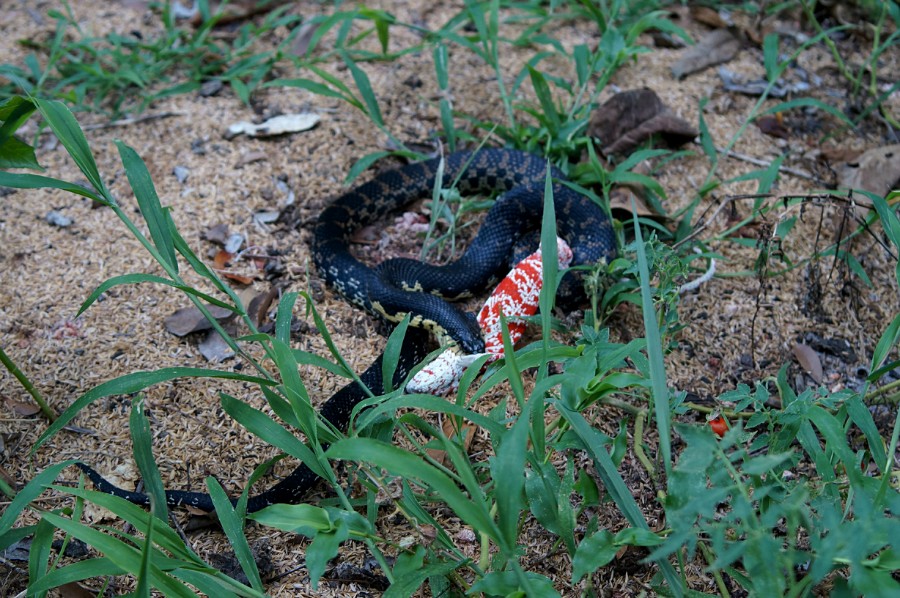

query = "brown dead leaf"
[164,304,237,337]
[213,250,255,284]
[426,417,477,466]
[837,144,900,203]
[589,88,697,156]
[5,398,41,417]
[756,114,790,139]
[671,28,741,80]
[690,6,729,28]
[792,343,823,383]
[608,186,658,219]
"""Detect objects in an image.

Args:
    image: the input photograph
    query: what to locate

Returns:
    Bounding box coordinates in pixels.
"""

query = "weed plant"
[1,1,899,596]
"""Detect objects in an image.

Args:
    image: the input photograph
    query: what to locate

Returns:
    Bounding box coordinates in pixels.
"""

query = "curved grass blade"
[116,141,178,272]
[0,171,104,203]
[326,438,500,541]
[130,396,168,522]
[207,477,264,592]
[36,511,197,597]
[28,557,126,595]
[33,369,273,452]
[78,273,238,316]
[220,392,326,479]
[0,460,75,535]
[35,99,109,199]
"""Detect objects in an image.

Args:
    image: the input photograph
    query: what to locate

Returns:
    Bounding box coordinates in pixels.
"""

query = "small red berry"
[709,415,729,438]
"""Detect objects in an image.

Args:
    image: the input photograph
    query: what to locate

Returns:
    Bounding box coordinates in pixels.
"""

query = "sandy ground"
[1,1,898,595]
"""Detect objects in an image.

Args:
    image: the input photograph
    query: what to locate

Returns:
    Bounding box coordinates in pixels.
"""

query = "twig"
[717,146,820,183]
[83,111,183,130]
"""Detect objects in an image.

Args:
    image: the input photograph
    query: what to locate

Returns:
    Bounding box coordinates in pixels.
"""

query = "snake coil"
[77,148,616,512]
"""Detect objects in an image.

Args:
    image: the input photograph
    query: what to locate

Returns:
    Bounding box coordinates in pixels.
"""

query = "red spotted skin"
[478,237,573,359]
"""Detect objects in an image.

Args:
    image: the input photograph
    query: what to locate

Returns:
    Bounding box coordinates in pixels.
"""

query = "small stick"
[82,111,183,131]
[717,146,820,183]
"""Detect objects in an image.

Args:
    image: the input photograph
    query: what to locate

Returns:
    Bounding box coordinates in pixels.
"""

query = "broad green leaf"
[248,503,333,535]
[572,529,617,582]
[0,135,42,170]
[306,520,349,589]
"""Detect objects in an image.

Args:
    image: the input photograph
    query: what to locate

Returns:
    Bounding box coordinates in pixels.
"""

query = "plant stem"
[633,409,656,481]
[0,345,57,422]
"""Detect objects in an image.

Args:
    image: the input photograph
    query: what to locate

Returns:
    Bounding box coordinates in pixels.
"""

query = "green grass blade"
[34,369,273,452]
[135,510,154,598]
[0,171,105,203]
[491,391,532,552]
[129,396,168,522]
[555,402,683,595]
[116,141,178,272]
[341,52,384,126]
[35,99,109,199]
[219,393,326,479]
[58,488,200,562]
[275,291,299,343]
[0,460,75,535]
[37,511,197,597]
[381,314,410,393]
[28,557,126,594]
[326,438,500,541]
[762,97,855,128]
[207,477,264,592]
[632,202,672,474]
[27,518,55,598]
[77,273,238,316]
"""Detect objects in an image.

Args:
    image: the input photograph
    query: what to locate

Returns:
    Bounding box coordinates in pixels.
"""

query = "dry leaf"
[608,186,659,218]
[426,417,477,466]
[5,398,41,417]
[837,144,900,203]
[792,343,823,383]
[589,88,697,156]
[199,329,236,363]
[690,5,729,28]
[204,223,230,245]
[756,114,790,139]
[164,304,236,336]
[671,28,741,80]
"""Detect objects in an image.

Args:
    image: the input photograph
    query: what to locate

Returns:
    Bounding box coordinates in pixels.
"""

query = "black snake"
[77,148,616,512]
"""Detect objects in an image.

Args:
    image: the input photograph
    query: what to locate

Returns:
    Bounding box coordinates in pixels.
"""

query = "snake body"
[78,148,615,512]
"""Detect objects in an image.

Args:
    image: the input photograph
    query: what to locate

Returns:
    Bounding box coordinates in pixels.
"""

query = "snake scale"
[77,148,616,513]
